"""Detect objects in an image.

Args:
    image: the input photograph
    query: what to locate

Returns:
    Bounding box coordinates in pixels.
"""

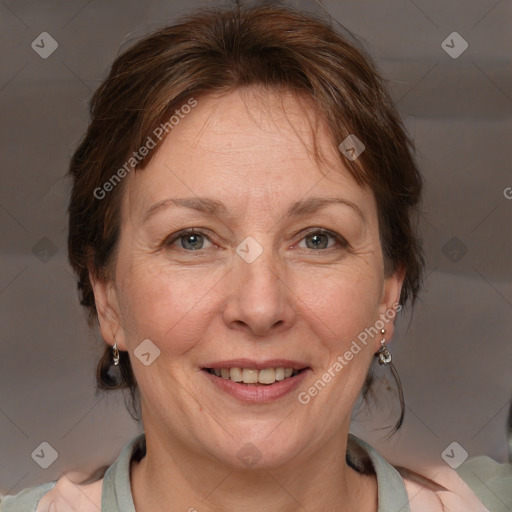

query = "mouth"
[200,360,311,402]
[204,367,305,385]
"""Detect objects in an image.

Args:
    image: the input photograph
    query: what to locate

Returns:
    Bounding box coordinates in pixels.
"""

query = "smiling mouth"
[204,367,305,385]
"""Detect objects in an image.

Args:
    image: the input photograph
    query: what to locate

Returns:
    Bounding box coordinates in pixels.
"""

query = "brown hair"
[67,2,424,427]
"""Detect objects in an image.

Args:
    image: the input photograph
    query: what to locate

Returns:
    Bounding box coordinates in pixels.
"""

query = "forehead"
[123,87,375,220]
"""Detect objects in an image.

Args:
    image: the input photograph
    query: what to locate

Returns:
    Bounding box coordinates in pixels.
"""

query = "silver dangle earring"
[377,328,392,365]
[112,341,120,366]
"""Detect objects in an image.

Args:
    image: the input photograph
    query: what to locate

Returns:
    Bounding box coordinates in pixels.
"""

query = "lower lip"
[202,369,310,403]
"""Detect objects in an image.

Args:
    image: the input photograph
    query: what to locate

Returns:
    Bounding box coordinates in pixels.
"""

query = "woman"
[0,3,489,511]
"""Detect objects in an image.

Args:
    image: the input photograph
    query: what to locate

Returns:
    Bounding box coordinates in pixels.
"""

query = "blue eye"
[304,232,331,250]
[298,229,346,250]
[167,230,213,251]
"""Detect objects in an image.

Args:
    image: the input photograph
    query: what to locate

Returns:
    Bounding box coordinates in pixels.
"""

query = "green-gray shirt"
[0,433,501,511]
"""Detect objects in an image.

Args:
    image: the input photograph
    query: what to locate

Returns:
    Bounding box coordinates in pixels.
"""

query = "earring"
[112,341,120,366]
[377,328,392,365]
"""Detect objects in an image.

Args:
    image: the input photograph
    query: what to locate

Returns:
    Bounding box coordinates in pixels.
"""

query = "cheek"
[295,267,382,346]
[116,258,225,354]
[293,269,382,427]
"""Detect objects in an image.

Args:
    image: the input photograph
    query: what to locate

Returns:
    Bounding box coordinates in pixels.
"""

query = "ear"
[89,268,127,351]
[375,265,406,347]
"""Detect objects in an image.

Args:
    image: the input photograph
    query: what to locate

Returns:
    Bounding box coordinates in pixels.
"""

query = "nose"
[222,246,296,337]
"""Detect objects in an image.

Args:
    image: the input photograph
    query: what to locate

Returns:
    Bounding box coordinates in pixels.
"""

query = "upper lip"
[202,359,310,370]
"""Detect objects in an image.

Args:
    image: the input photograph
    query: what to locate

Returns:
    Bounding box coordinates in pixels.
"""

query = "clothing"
[0,433,490,512]
[456,454,512,511]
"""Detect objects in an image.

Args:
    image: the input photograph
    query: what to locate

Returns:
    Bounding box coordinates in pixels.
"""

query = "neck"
[130,429,378,512]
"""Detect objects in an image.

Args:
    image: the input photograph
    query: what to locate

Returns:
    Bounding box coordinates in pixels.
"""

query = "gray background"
[1,0,511,494]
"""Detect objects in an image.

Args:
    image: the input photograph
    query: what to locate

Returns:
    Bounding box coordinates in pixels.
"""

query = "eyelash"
[164,228,349,252]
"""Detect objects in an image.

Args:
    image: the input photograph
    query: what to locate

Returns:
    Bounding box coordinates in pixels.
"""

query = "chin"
[202,427,307,470]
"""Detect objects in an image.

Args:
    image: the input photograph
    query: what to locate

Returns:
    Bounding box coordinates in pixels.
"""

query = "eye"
[297,229,347,250]
[166,230,214,251]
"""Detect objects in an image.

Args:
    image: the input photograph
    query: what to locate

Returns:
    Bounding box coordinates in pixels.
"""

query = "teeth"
[209,367,301,385]
[275,367,285,381]
[258,368,275,384]
[242,368,258,384]
[230,368,243,382]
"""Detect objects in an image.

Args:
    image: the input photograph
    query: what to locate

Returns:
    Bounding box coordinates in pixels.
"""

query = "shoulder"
[396,464,490,512]
[456,454,512,512]
[0,434,144,512]
[0,481,56,512]
[0,474,103,512]
[348,435,490,512]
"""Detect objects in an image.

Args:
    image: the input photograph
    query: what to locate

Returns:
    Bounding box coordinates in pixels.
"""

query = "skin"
[91,87,404,512]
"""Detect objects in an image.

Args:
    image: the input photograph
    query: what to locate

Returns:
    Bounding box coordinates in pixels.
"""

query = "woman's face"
[93,88,403,469]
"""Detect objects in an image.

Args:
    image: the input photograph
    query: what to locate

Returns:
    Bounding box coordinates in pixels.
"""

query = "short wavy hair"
[67,2,424,427]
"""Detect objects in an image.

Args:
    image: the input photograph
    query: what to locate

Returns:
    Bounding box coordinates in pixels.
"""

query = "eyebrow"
[142,195,365,224]
[143,197,228,224]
